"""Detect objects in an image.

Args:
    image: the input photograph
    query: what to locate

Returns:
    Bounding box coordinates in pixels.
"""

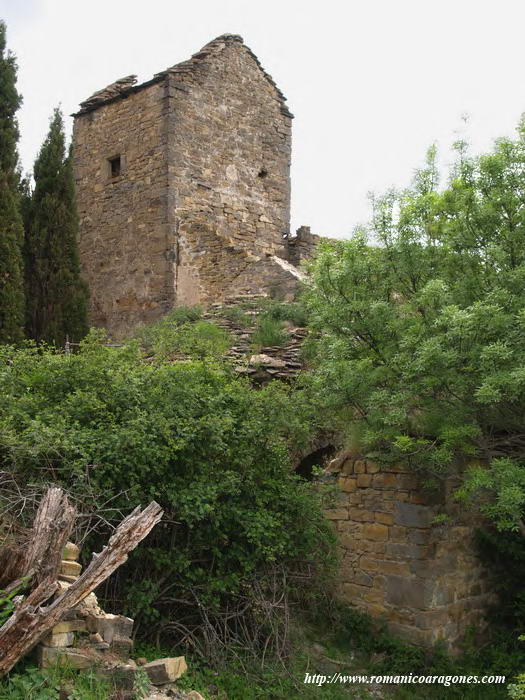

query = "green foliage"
[457,459,525,533]
[24,109,88,346]
[259,299,309,327]
[252,316,287,348]
[137,308,229,360]
[0,334,331,653]
[0,578,27,625]
[0,21,25,343]
[0,664,111,700]
[303,121,525,531]
[132,668,151,699]
[221,305,253,326]
[509,676,525,700]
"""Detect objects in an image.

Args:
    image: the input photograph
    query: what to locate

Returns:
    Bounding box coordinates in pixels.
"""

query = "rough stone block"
[372,473,397,489]
[376,559,410,577]
[38,647,93,669]
[362,523,389,541]
[144,657,187,685]
[324,508,348,520]
[365,461,380,474]
[388,525,408,542]
[41,631,75,648]
[87,614,134,643]
[356,473,372,488]
[385,576,433,610]
[360,556,380,571]
[408,530,430,545]
[63,542,80,561]
[76,591,104,617]
[341,583,368,601]
[61,560,82,577]
[363,588,384,603]
[394,502,432,528]
[111,636,134,658]
[340,459,354,476]
[363,541,386,555]
[349,508,375,522]
[354,570,374,587]
[375,511,394,525]
[52,619,87,634]
[338,477,357,493]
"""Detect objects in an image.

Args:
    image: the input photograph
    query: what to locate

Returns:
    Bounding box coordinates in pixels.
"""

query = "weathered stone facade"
[285,226,326,267]
[325,453,493,649]
[72,35,298,338]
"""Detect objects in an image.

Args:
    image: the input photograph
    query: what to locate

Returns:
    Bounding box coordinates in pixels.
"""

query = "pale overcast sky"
[2,0,525,238]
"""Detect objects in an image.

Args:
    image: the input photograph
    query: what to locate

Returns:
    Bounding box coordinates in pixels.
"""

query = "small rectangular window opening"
[109,155,121,178]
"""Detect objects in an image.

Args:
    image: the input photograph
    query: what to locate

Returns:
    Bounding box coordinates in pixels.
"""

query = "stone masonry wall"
[285,226,325,267]
[165,36,293,306]
[73,35,294,337]
[325,453,493,649]
[73,81,173,338]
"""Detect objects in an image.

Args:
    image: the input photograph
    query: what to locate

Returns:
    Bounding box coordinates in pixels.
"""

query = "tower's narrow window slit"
[109,155,121,178]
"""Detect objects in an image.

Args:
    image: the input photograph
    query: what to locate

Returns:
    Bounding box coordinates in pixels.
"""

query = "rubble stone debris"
[35,542,194,696]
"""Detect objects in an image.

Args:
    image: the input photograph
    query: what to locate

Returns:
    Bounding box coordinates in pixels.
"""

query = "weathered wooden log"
[0,487,76,589]
[22,487,77,586]
[0,500,163,676]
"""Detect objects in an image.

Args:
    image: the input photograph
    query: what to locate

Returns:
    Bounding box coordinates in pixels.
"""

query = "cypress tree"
[25,109,89,345]
[0,21,25,343]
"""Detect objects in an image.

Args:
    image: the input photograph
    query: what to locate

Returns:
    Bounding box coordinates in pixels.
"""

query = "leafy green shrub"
[303,120,525,532]
[0,664,111,700]
[0,333,332,659]
[252,316,287,347]
[259,299,309,327]
[138,313,229,360]
[0,579,27,626]
[221,305,253,327]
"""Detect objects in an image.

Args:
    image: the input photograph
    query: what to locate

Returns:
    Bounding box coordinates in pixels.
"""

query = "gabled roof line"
[72,34,293,118]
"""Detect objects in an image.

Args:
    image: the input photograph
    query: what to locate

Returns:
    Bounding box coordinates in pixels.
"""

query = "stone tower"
[72,35,297,338]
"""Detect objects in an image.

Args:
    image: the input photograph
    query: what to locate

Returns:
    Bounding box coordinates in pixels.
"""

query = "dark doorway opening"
[295,444,336,481]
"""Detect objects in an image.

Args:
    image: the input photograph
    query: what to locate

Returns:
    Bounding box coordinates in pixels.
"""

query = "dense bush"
[0,331,333,657]
[258,299,309,328]
[135,307,232,361]
[303,123,525,533]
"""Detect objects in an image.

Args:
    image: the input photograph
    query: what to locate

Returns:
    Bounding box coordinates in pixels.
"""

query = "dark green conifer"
[0,21,25,343]
[25,109,88,345]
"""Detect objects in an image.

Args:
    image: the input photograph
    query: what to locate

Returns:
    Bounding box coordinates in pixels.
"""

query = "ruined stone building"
[72,35,494,649]
[73,34,309,338]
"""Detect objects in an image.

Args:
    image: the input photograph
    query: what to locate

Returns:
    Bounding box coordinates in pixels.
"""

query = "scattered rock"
[144,656,188,685]
[63,542,80,561]
[38,646,94,670]
[61,560,82,577]
[41,631,75,648]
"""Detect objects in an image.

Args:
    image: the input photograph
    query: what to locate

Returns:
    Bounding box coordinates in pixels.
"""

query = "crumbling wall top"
[73,34,293,118]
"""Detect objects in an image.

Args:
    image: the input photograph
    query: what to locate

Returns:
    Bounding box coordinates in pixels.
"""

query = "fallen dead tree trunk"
[0,486,76,590]
[22,487,77,587]
[0,488,163,676]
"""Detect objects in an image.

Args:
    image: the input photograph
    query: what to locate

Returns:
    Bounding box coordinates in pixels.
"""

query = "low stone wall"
[325,454,493,649]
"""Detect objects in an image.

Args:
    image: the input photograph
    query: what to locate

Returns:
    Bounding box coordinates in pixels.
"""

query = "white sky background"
[2,0,525,239]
